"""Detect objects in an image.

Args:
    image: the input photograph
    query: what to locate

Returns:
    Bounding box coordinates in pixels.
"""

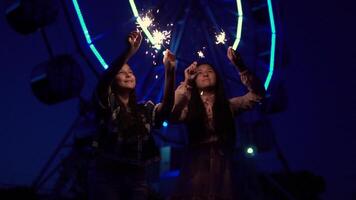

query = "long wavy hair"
[186,64,236,148]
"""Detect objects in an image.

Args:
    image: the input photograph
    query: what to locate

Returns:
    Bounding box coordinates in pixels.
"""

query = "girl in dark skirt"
[170,47,265,200]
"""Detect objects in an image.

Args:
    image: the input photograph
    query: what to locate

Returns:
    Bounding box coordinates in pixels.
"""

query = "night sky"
[0,0,355,199]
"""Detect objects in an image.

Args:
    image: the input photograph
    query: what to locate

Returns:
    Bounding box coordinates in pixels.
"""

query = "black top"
[93,86,161,166]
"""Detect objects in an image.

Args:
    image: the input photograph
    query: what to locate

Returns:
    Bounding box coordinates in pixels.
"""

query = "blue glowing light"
[162,121,168,127]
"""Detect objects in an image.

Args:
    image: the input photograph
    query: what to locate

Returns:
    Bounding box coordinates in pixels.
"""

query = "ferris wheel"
[71,0,279,92]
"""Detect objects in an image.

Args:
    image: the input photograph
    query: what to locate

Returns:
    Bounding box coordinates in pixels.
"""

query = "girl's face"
[195,64,216,90]
[115,64,136,91]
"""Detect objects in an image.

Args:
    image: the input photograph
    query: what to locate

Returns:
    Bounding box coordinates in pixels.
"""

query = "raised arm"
[95,31,142,109]
[227,47,266,114]
[154,50,176,122]
[170,62,197,122]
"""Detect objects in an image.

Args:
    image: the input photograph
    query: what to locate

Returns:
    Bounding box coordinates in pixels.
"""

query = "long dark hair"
[108,72,148,138]
[186,64,236,148]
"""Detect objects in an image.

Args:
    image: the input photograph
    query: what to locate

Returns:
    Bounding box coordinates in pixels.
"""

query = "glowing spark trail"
[197,51,205,58]
[152,29,171,50]
[140,14,154,29]
[215,31,227,45]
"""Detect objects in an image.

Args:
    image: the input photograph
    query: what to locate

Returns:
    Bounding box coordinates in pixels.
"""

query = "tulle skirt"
[169,143,239,200]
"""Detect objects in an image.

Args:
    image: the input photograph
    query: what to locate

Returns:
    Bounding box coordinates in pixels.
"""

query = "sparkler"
[140,15,154,29]
[197,51,205,58]
[134,10,174,65]
[152,29,171,50]
[136,10,172,50]
[196,46,206,59]
[215,30,227,45]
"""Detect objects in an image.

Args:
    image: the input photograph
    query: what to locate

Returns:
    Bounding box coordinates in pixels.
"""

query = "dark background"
[0,0,355,199]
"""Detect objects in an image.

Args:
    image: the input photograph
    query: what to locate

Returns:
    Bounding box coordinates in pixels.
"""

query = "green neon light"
[72,0,108,69]
[232,0,243,50]
[90,44,109,69]
[265,0,276,90]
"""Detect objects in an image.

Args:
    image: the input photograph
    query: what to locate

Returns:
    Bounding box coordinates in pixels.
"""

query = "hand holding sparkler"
[163,49,176,71]
[128,30,142,56]
[227,46,246,72]
[184,61,198,86]
[174,63,196,111]
[174,81,192,112]
[171,62,197,120]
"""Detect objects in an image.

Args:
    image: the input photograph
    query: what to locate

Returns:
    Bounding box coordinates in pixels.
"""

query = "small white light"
[197,50,205,58]
[245,146,257,157]
[247,147,254,154]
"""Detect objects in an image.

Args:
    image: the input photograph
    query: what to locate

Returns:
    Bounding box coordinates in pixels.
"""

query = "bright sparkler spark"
[197,51,205,58]
[215,31,227,45]
[140,15,154,29]
[136,10,155,30]
[152,29,171,49]
[136,10,173,63]
[136,10,172,50]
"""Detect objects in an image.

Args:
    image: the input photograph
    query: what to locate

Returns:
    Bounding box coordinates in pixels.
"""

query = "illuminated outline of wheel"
[71,0,276,90]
